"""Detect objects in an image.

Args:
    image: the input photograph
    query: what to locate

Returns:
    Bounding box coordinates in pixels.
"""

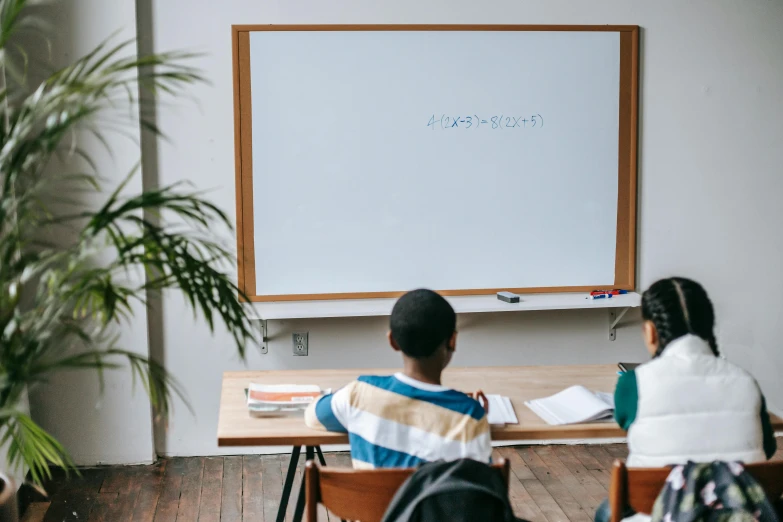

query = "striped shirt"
[304,373,491,469]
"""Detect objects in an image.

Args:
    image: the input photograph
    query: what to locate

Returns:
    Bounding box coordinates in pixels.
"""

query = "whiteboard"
[235,27,638,300]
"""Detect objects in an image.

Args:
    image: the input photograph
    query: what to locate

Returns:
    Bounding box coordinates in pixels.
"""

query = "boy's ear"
[447,331,457,351]
[387,331,401,352]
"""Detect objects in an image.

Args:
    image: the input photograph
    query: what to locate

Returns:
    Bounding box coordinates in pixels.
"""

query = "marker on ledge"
[590,290,628,296]
[497,291,520,303]
[587,293,613,300]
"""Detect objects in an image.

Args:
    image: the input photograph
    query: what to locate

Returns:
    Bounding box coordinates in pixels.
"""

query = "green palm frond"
[0,0,256,486]
[0,410,73,486]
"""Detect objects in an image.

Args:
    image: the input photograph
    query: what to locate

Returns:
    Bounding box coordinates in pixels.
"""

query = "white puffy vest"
[626,334,766,468]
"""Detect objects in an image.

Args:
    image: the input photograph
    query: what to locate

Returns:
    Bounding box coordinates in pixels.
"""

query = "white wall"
[143,0,783,457]
[26,0,155,466]
[34,0,783,463]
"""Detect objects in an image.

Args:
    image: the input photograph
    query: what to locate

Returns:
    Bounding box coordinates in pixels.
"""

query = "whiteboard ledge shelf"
[250,292,641,321]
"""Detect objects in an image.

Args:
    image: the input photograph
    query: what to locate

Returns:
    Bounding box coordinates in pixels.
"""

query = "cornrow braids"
[641,277,719,357]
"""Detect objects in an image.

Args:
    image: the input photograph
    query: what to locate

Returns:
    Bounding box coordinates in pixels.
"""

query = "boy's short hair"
[390,289,456,358]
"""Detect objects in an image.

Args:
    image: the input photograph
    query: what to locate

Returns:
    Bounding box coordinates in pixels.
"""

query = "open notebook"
[525,385,615,425]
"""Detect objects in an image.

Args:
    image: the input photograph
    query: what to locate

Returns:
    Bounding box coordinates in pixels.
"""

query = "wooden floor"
[24,440,783,522]
[23,443,633,522]
[22,440,783,522]
[23,438,783,522]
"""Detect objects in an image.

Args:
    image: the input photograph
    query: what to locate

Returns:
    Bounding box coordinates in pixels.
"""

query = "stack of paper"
[486,394,519,426]
[246,384,325,418]
[525,385,615,425]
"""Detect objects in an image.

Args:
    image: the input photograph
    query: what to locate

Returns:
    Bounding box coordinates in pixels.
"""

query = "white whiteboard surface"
[248,30,621,297]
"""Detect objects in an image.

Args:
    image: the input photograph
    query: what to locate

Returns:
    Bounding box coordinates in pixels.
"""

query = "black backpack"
[381,459,523,522]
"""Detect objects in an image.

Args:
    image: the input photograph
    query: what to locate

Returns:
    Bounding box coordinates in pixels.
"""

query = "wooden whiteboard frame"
[232,25,640,302]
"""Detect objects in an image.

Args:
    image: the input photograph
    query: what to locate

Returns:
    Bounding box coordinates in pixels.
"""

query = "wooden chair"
[305,458,510,522]
[609,460,783,522]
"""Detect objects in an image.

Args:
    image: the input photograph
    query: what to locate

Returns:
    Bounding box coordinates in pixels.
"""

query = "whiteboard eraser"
[497,291,520,303]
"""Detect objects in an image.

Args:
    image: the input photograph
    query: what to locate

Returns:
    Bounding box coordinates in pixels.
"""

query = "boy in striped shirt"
[304,289,491,468]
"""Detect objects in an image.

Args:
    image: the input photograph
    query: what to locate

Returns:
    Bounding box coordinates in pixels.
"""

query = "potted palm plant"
[0,0,256,518]
[0,472,15,520]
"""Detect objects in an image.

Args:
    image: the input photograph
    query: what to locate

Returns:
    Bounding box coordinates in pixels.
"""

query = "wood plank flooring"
[23,441,783,522]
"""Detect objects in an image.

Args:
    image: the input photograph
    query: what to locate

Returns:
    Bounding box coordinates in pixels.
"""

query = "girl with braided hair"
[595,277,776,522]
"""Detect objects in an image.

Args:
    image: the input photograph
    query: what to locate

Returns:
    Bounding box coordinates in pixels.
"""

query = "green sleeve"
[760,395,777,459]
[614,370,639,431]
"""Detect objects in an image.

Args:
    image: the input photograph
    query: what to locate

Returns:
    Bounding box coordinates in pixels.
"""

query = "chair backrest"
[305,458,510,522]
[609,460,783,522]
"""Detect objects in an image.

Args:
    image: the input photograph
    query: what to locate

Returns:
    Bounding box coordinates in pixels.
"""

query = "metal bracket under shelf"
[256,319,268,354]
[609,307,630,341]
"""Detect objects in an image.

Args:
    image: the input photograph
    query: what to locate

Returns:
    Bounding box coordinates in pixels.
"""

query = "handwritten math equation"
[427,114,544,130]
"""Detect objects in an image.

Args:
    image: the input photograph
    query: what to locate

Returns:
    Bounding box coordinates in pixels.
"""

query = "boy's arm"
[304,383,355,433]
[464,399,492,463]
[478,415,493,463]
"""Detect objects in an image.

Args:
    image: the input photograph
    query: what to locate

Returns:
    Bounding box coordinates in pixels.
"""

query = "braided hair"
[641,277,719,357]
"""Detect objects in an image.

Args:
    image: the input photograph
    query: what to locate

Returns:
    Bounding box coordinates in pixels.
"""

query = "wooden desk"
[222,364,623,446]
[219,364,783,445]
[218,364,783,522]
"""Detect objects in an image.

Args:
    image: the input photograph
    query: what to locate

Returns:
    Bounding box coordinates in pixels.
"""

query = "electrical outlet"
[292,332,308,356]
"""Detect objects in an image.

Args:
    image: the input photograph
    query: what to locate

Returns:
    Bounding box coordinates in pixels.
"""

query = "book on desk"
[525,385,615,426]
[486,394,519,426]
[245,384,330,418]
